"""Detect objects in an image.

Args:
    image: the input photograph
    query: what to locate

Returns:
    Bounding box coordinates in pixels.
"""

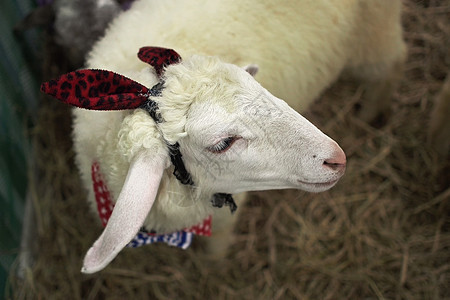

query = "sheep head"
[160,55,346,194]
[41,47,346,273]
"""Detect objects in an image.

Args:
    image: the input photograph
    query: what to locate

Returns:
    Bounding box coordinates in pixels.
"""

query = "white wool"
[117,110,166,162]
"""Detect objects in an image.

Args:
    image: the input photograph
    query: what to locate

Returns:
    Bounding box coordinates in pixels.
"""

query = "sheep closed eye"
[207,136,240,153]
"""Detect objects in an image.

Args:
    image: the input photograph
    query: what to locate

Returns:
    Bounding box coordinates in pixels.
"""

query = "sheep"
[52,0,121,66]
[15,0,121,68]
[42,0,406,273]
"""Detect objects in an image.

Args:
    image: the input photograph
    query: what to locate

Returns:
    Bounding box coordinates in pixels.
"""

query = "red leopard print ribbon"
[138,47,181,77]
[40,47,182,111]
[41,69,150,110]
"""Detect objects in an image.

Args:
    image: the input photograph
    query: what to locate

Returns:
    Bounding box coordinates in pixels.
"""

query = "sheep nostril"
[323,151,347,171]
[323,160,346,171]
[320,143,347,171]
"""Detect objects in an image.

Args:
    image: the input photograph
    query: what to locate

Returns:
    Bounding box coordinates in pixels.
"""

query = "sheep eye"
[207,136,239,153]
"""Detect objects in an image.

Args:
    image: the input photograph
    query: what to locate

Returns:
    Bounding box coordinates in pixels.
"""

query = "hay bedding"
[10,0,449,299]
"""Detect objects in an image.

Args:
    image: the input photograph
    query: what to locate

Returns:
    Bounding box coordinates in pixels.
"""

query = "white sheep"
[42,0,406,273]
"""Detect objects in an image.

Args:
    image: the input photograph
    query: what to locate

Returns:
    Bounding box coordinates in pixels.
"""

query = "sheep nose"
[323,145,346,171]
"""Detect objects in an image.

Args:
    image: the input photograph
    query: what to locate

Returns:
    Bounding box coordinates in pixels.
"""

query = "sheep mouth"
[297,179,339,188]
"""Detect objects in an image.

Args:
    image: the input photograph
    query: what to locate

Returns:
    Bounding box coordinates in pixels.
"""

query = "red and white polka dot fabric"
[92,162,114,227]
[186,215,211,236]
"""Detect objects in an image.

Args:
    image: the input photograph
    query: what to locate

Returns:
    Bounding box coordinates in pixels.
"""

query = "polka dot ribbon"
[91,162,211,249]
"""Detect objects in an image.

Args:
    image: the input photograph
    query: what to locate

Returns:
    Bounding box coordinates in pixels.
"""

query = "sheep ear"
[244,64,259,77]
[81,153,166,274]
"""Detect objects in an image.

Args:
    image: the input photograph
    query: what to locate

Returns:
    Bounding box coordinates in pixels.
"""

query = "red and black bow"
[40,47,181,112]
[41,69,153,111]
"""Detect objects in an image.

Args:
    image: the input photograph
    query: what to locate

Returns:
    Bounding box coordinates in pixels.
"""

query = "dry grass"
[9,1,449,299]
